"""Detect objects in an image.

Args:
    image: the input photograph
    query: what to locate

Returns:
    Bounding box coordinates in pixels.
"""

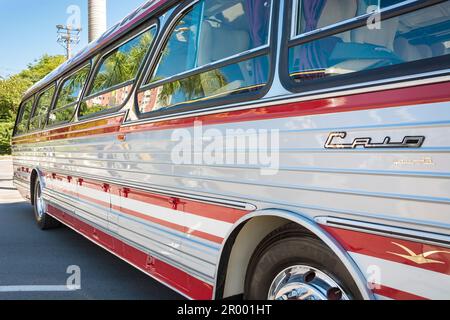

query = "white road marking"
[0,285,81,292]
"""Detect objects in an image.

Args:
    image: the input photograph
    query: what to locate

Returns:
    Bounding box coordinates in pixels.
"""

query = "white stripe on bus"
[350,252,450,300]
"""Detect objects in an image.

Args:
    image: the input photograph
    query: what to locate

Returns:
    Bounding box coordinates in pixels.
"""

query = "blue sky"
[0,0,146,78]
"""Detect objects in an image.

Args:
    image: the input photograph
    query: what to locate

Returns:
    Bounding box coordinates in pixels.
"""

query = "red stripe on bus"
[47,204,214,300]
[372,284,428,300]
[322,226,450,276]
[122,187,249,224]
[119,206,224,244]
[74,184,226,244]
[53,175,247,225]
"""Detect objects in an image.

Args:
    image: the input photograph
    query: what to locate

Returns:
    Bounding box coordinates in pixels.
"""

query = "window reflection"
[81,26,157,117]
[89,28,156,96]
[290,1,450,81]
[295,0,407,36]
[80,84,133,116]
[48,63,91,126]
[56,64,91,109]
[139,55,269,112]
[140,0,272,113]
[16,99,34,135]
[150,0,271,83]
[29,86,55,131]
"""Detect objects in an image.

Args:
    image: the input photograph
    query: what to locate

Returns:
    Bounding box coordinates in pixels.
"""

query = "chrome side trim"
[34,164,450,206]
[39,167,256,211]
[43,187,220,252]
[46,202,198,300]
[316,216,450,249]
[45,193,216,284]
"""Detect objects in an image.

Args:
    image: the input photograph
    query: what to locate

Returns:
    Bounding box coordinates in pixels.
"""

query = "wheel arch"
[214,209,373,300]
[30,168,45,205]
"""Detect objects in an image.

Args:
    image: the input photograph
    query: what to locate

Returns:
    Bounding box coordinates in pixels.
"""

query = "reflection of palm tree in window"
[90,31,154,95]
[56,65,90,109]
[156,69,227,108]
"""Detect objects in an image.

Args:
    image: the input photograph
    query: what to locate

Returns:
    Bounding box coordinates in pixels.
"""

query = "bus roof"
[24,0,172,99]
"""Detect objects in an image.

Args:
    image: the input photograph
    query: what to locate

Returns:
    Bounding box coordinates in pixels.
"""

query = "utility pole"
[57,25,82,59]
[88,0,107,42]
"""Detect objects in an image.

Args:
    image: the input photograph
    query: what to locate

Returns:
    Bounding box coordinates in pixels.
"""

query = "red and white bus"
[12,0,450,300]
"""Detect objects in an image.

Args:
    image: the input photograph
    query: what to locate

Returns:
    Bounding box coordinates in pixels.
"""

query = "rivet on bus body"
[102,184,110,192]
[122,188,130,198]
[117,134,127,142]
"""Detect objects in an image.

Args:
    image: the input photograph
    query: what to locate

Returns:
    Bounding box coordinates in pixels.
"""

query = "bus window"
[288,1,450,82]
[15,98,34,135]
[138,0,272,114]
[29,85,55,131]
[80,26,157,117]
[293,0,406,37]
[49,63,91,126]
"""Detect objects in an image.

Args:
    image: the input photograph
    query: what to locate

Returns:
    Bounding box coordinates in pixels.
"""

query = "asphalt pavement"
[0,157,184,300]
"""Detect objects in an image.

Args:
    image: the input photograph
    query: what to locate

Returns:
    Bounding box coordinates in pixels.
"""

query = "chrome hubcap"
[268,265,350,300]
[36,183,46,219]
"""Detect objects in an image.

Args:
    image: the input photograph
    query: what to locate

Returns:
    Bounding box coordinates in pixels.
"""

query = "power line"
[56,25,82,59]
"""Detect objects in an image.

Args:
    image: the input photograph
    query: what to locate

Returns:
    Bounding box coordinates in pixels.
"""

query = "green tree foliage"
[0,122,14,154]
[19,54,66,84]
[0,54,65,155]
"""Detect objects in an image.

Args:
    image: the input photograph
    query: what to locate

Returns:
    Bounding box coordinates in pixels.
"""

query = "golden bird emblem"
[387,242,450,265]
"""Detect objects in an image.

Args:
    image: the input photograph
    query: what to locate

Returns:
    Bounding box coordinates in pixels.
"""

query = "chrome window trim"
[83,79,135,102]
[37,166,256,211]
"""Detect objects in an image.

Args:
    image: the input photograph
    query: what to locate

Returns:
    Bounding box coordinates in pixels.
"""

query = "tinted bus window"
[80,27,157,117]
[48,63,91,126]
[138,0,272,113]
[289,1,450,82]
[15,98,34,135]
[293,0,406,36]
[29,85,55,131]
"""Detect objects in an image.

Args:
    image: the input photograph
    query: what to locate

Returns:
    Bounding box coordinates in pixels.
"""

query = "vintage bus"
[11,0,450,300]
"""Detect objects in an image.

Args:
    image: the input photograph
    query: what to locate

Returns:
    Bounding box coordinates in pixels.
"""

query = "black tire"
[244,223,363,300]
[33,178,60,230]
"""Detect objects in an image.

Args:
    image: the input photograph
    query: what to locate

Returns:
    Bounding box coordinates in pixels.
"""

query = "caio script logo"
[325,132,425,149]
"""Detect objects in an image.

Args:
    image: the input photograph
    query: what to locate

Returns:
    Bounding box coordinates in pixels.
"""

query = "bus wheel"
[33,178,60,230]
[244,223,362,300]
